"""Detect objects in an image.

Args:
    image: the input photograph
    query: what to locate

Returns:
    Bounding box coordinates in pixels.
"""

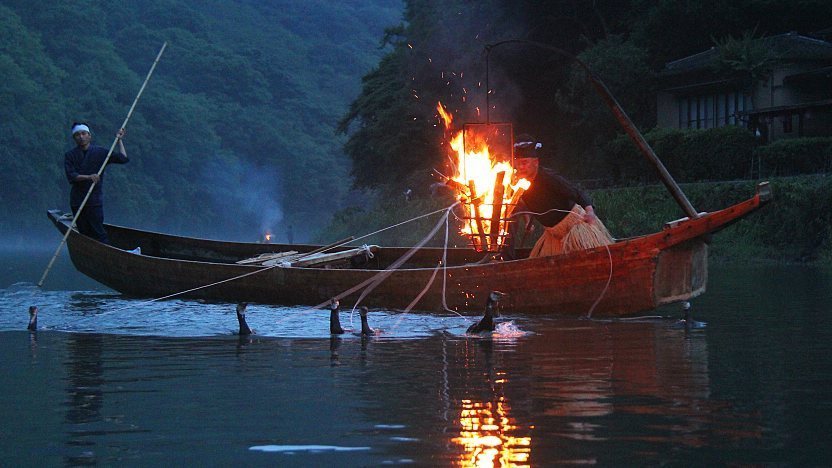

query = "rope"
[343,205,454,246]
[359,244,375,259]
[585,242,613,319]
[508,206,615,319]
[107,262,282,312]
[388,205,468,334]
[344,202,458,318]
[109,203,457,314]
[107,200,614,327]
[273,202,460,327]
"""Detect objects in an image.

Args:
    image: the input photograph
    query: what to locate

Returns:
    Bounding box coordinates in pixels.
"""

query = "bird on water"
[236,303,254,335]
[329,298,345,335]
[27,306,38,331]
[359,306,376,336]
[466,291,506,334]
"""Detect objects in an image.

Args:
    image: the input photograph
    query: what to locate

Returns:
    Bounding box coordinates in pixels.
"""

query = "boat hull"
[48,183,769,316]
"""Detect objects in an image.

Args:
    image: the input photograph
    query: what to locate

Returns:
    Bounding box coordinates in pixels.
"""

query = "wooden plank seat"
[236,245,380,268]
[290,245,380,268]
[236,251,299,265]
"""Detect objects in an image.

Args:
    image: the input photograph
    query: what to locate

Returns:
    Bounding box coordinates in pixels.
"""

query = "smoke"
[200,155,284,241]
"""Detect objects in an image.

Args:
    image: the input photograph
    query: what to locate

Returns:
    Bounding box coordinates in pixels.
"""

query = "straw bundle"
[562,219,614,253]
[530,204,614,258]
[562,205,614,254]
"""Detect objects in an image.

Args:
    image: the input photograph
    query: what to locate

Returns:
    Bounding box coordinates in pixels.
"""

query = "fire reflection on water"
[453,396,531,467]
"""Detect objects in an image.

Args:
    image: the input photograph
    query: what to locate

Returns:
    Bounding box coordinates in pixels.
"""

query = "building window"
[678,91,749,129]
[782,114,793,133]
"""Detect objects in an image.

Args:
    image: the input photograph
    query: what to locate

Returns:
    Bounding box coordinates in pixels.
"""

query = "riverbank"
[594,175,831,264]
[316,175,831,264]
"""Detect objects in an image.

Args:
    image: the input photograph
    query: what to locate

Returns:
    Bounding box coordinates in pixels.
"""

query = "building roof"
[663,32,832,75]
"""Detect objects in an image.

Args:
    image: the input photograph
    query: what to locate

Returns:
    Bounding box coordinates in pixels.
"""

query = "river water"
[1,249,831,465]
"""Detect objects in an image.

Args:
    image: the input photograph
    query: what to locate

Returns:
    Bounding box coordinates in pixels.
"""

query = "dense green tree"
[0,0,401,245]
[711,29,780,111]
[6,0,830,248]
[553,36,655,179]
[338,0,832,194]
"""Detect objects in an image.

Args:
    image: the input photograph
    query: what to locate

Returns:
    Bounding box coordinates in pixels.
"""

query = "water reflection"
[2,264,830,465]
[450,336,532,467]
[454,397,531,467]
[441,319,743,465]
[63,333,105,465]
[529,321,716,449]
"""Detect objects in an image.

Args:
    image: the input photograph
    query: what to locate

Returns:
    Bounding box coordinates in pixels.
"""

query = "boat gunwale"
[48,189,765,274]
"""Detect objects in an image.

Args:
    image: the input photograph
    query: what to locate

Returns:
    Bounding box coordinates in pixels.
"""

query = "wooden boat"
[46,181,770,316]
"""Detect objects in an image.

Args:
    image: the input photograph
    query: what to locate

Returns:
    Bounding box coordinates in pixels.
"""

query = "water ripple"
[1,287,533,340]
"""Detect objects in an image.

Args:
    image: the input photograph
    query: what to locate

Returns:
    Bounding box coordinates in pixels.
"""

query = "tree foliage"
[1,0,401,244]
[338,0,832,194]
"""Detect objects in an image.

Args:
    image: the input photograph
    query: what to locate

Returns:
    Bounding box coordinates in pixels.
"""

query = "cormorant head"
[488,291,506,303]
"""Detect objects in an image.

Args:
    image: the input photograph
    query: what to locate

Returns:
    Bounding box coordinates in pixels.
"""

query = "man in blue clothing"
[64,122,129,244]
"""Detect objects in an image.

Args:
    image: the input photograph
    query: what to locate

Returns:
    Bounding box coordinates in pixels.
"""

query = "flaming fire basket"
[447,122,531,253]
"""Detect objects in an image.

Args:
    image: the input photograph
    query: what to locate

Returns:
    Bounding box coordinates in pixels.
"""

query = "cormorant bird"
[359,306,375,336]
[329,298,344,335]
[27,306,38,331]
[236,303,254,335]
[466,291,506,334]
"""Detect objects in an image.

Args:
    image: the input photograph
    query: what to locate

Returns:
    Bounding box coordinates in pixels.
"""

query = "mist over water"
[0,246,105,291]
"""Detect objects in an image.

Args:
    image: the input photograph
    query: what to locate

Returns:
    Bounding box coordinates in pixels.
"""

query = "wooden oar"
[38,42,167,288]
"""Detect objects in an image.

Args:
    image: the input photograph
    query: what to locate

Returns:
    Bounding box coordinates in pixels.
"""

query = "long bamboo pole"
[38,42,167,288]
[485,40,699,220]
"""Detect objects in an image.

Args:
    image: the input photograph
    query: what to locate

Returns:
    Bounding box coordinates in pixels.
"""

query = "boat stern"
[653,239,708,306]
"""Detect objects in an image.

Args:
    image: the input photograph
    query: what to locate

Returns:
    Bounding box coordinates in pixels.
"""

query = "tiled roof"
[663,32,832,75]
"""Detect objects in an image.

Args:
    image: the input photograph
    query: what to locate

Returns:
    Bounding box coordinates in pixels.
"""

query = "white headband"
[514,141,542,149]
[71,124,90,136]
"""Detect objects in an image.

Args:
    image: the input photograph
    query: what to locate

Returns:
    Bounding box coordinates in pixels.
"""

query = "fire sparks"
[437,102,531,252]
[437,102,454,130]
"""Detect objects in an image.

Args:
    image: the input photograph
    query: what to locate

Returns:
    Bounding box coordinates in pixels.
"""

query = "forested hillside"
[0,0,401,244]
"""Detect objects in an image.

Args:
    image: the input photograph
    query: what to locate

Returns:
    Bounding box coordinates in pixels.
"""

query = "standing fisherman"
[64,123,129,244]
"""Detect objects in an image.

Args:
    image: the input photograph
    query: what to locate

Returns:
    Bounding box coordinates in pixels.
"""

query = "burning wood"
[467,179,488,250]
[436,101,532,252]
[504,179,530,220]
[489,171,505,248]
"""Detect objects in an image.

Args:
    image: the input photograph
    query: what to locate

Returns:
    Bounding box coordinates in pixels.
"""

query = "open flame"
[437,102,531,252]
[262,232,272,243]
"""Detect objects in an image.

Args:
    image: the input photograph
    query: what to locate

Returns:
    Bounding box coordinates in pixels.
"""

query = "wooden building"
[657,31,832,142]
